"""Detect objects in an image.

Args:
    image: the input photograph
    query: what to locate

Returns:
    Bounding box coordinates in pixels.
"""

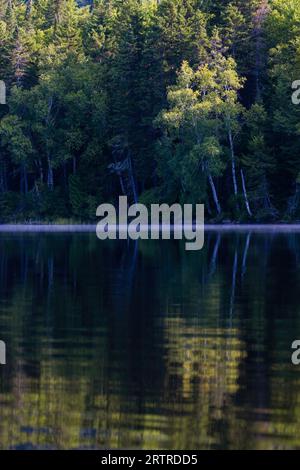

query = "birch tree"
[156,61,225,214]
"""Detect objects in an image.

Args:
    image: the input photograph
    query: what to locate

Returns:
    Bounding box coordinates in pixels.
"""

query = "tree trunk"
[118,172,126,196]
[208,172,222,215]
[261,175,277,217]
[47,154,54,190]
[228,127,238,197]
[128,155,138,204]
[45,96,54,190]
[287,182,300,217]
[38,158,44,184]
[24,166,28,194]
[21,164,28,194]
[206,197,212,216]
[240,168,252,217]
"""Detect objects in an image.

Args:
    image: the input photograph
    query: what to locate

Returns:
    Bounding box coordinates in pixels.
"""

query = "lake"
[0,228,300,450]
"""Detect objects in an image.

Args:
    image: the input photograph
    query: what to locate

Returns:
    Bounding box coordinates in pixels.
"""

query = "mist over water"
[0,230,300,449]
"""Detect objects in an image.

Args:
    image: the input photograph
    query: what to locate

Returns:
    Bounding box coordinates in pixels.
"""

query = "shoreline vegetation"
[1,1,300,223]
[1,222,300,231]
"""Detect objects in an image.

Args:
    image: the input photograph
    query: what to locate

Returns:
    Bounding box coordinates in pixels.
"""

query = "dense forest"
[0,0,299,222]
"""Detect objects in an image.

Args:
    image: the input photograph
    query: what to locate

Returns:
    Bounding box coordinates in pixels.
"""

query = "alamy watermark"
[291,80,300,105]
[96,196,205,251]
[0,80,6,105]
[0,340,6,365]
[291,340,300,365]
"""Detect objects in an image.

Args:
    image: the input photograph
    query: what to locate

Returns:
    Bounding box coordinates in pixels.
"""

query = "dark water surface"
[0,229,300,450]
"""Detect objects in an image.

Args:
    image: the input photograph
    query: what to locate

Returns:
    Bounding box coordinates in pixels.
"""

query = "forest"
[0,0,299,223]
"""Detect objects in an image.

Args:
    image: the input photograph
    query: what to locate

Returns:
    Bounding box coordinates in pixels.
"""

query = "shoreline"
[0,223,300,232]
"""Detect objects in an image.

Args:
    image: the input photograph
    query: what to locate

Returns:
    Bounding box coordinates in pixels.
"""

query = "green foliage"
[0,0,299,222]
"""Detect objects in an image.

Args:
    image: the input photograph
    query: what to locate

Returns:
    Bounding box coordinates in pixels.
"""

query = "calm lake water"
[0,228,300,450]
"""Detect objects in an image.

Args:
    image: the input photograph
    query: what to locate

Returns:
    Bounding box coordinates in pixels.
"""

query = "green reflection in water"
[0,231,300,449]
